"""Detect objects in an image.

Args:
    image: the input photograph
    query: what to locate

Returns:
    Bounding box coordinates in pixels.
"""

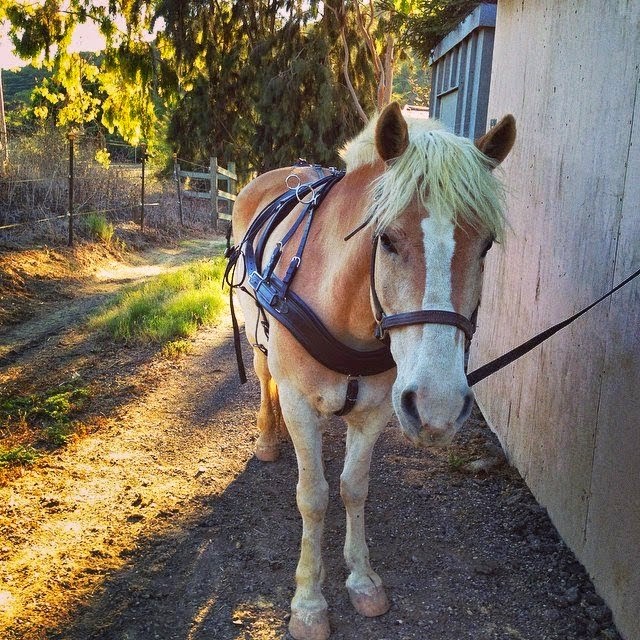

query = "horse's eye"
[481,239,494,258]
[379,233,397,254]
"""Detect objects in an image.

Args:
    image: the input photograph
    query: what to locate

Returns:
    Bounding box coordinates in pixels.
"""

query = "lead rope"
[467,265,640,386]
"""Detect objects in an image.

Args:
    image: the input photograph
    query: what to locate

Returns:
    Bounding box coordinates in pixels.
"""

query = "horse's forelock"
[370,125,507,241]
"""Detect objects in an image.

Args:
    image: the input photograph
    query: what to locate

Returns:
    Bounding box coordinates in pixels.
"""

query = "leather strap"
[370,234,476,342]
[334,377,360,416]
[245,263,396,376]
[467,264,640,386]
[228,171,397,380]
[380,310,475,341]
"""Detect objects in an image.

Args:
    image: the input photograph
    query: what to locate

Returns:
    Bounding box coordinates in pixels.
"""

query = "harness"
[224,168,479,415]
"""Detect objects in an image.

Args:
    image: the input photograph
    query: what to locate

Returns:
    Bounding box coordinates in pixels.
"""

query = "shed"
[468,2,640,639]
[429,2,497,138]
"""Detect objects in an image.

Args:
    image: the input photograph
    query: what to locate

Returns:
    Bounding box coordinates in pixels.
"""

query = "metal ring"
[285,173,301,190]
[295,184,316,204]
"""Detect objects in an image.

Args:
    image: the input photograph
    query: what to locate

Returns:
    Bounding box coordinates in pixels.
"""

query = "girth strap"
[335,377,360,416]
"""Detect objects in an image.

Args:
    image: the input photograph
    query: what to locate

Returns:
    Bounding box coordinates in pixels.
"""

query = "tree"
[159,0,377,174]
[2,1,162,150]
[389,0,486,62]
[0,69,9,170]
[0,0,383,175]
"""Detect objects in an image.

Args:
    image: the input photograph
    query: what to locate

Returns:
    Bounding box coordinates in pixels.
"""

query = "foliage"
[448,451,468,471]
[1,1,383,176]
[161,338,193,359]
[393,50,431,106]
[0,383,90,447]
[161,1,376,174]
[85,213,115,243]
[0,445,39,467]
[1,1,459,176]
[1,64,49,106]
[387,0,489,62]
[92,258,227,343]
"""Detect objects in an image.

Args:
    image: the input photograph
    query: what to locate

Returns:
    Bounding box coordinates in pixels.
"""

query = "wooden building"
[429,3,497,138]
[465,2,640,638]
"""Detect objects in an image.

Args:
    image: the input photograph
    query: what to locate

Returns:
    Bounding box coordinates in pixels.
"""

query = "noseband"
[369,233,476,343]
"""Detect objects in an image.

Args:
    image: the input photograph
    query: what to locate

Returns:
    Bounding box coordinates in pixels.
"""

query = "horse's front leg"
[253,349,286,461]
[341,411,391,618]
[278,388,331,640]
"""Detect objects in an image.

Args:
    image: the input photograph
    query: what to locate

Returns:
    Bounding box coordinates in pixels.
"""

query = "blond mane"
[341,113,507,241]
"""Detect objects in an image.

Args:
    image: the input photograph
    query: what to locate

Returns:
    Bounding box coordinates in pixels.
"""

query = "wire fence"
[0,129,236,247]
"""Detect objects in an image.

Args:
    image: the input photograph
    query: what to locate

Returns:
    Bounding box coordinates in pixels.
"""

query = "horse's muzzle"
[395,386,474,448]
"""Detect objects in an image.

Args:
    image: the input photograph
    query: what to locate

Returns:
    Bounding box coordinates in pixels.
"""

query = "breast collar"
[225,170,396,379]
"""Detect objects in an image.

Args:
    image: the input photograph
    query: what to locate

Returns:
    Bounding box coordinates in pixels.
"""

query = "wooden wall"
[469,2,640,638]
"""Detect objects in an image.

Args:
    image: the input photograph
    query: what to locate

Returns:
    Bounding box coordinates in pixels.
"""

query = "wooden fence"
[173,156,237,229]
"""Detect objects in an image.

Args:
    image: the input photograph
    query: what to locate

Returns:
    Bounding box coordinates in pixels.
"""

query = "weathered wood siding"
[469,2,640,638]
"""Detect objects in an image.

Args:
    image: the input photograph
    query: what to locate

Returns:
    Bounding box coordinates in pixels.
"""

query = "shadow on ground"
[44,336,620,640]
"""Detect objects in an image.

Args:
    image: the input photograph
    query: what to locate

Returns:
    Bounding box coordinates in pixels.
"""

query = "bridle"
[369,232,476,343]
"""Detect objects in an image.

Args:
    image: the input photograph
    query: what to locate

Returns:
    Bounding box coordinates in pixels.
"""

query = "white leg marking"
[277,385,331,639]
[341,411,391,617]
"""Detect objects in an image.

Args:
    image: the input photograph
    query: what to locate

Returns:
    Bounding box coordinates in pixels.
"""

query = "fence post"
[140,142,147,231]
[67,130,76,247]
[174,152,184,226]
[227,161,236,218]
[0,69,9,173]
[210,156,218,229]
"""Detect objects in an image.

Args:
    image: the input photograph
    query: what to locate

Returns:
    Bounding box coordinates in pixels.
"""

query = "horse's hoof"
[288,609,330,640]
[348,584,390,617]
[254,443,280,462]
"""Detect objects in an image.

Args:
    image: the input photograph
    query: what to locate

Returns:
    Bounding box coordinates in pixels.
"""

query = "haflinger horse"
[230,102,515,640]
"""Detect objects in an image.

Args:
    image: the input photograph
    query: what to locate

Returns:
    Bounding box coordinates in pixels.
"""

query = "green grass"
[0,445,39,467]
[448,451,468,471]
[85,212,115,244]
[92,258,227,344]
[0,383,90,453]
[161,338,194,359]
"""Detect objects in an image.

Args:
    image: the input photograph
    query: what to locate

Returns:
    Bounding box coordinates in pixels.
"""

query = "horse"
[229,102,516,640]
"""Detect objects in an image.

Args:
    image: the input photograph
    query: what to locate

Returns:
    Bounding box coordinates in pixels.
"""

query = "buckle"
[249,271,279,307]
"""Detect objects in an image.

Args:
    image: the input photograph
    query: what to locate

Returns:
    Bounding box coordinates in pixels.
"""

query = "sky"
[0,20,108,69]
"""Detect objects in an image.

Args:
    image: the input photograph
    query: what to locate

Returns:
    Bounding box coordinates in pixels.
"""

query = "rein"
[366,228,640,387]
[466,264,640,386]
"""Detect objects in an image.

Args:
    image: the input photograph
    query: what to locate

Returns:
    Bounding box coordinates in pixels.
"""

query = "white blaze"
[389,215,472,440]
[420,217,455,311]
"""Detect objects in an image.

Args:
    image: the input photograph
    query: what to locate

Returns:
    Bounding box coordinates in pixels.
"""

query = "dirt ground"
[0,234,623,640]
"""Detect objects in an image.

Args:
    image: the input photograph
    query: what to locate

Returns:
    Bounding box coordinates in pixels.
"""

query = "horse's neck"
[302,169,380,347]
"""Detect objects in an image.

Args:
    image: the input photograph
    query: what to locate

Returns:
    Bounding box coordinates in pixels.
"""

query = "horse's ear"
[375,102,409,163]
[475,114,516,165]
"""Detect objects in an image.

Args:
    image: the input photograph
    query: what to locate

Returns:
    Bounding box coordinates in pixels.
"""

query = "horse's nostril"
[400,390,421,423]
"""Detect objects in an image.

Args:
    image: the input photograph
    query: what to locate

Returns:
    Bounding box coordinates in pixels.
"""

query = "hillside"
[1,64,46,106]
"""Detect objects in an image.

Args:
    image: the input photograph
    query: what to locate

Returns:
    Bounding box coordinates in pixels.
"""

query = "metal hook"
[285,173,301,190]
[285,173,316,204]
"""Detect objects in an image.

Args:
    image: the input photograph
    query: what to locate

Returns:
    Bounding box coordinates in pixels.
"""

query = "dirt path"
[0,238,227,369]
[0,240,622,640]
